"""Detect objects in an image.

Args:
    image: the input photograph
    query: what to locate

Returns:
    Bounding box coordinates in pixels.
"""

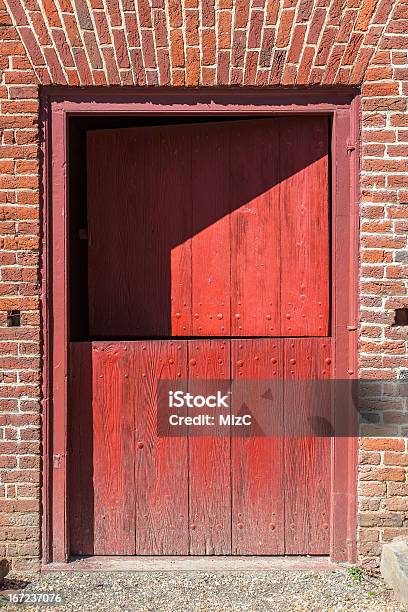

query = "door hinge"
[346,142,356,155]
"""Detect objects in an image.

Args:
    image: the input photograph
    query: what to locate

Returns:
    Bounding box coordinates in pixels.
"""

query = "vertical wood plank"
[69,342,94,555]
[134,340,189,554]
[191,125,231,336]
[231,339,284,554]
[92,343,136,554]
[280,117,330,336]
[188,339,231,554]
[284,338,332,554]
[143,128,192,337]
[87,129,146,337]
[87,126,192,338]
[230,120,281,336]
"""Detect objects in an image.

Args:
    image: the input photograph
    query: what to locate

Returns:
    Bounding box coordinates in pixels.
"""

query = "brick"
[361,439,405,451]
[360,467,406,482]
[234,0,249,29]
[248,10,263,49]
[359,512,403,527]
[218,10,232,49]
[287,24,307,64]
[185,9,198,47]
[384,497,408,511]
[168,0,182,27]
[307,8,325,44]
[202,28,216,65]
[186,47,199,86]
[358,528,380,542]
[276,9,295,48]
[363,82,401,97]
[72,0,93,29]
[359,481,386,496]
[384,453,408,466]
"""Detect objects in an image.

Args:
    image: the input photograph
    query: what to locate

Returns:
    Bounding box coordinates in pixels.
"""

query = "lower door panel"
[69,338,331,556]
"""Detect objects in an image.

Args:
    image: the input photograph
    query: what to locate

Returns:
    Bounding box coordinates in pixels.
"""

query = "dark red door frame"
[40,87,360,565]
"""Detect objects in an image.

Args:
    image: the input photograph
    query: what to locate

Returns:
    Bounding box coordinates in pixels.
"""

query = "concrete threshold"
[43,555,342,573]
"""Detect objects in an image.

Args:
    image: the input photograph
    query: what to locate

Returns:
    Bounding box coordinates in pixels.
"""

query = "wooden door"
[69,116,331,555]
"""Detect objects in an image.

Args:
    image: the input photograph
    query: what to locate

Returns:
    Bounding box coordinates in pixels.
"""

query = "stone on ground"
[381,538,408,607]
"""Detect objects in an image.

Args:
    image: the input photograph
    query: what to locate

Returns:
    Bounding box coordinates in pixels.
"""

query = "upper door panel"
[87,117,329,338]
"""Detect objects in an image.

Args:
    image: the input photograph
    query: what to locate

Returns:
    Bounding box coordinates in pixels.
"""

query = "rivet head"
[218,359,223,364]
[237,360,244,367]
[190,524,196,530]
[289,358,296,365]
[175,312,181,318]
[325,358,331,364]
[286,314,291,319]
[217,313,223,320]
[190,359,197,366]
[194,313,199,319]
[266,314,271,320]
[137,442,144,449]
[235,313,240,319]
[271,357,277,364]
[237,522,244,529]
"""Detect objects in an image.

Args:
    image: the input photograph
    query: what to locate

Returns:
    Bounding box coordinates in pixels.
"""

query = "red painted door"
[69,117,331,555]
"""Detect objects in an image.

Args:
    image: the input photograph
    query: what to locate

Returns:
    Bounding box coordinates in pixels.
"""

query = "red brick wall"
[0,0,407,570]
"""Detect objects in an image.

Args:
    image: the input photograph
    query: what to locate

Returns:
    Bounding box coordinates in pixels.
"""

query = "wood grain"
[191,125,231,336]
[188,339,232,554]
[133,340,189,554]
[279,117,330,336]
[231,339,284,554]
[69,342,94,555]
[92,343,136,554]
[283,338,332,554]
[230,120,281,336]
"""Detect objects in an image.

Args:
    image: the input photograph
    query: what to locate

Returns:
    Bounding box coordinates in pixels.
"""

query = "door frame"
[40,87,361,564]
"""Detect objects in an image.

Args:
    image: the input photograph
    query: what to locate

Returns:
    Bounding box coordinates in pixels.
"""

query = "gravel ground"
[0,569,403,611]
